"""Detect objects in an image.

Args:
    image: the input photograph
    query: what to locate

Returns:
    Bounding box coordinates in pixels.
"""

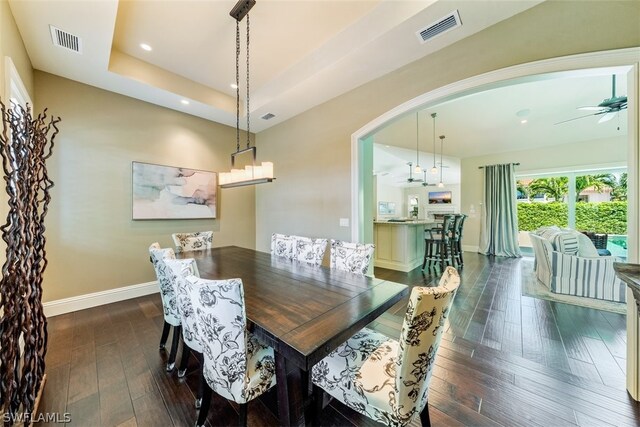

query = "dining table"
[178,245,409,426]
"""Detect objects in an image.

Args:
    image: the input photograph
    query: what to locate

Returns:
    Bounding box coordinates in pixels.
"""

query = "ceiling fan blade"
[598,112,616,123]
[554,112,598,125]
[577,106,605,111]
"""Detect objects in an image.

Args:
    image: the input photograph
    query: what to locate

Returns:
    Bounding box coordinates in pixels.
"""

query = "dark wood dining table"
[178,246,408,426]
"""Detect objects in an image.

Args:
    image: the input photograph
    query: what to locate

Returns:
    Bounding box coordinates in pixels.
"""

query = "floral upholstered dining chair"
[187,276,277,427]
[148,243,182,371]
[271,233,296,260]
[163,259,201,373]
[295,236,328,266]
[330,239,375,275]
[311,266,460,426]
[171,231,213,253]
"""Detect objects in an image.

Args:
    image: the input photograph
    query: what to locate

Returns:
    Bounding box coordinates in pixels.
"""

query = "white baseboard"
[462,245,480,253]
[43,281,159,317]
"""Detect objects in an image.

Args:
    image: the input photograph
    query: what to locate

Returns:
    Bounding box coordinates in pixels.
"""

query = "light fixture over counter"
[219,0,275,189]
[438,135,445,188]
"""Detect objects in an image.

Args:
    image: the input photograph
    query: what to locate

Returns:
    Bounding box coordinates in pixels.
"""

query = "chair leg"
[458,241,464,267]
[420,400,431,427]
[178,340,190,378]
[195,382,212,427]
[422,240,429,270]
[167,325,181,372]
[159,321,171,350]
[312,384,325,427]
[238,403,248,427]
[194,352,204,408]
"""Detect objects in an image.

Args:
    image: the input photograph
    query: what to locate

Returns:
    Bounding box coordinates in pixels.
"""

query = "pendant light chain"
[245,14,251,150]
[415,112,420,170]
[440,135,444,186]
[235,20,240,153]
[431,113,437,174]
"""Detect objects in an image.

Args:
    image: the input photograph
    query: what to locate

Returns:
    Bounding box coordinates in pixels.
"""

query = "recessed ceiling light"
[385,145,390,148]
[140,43,152,51]
[520,119,528,124]
[230,83,239,89]
[180,100,189,105]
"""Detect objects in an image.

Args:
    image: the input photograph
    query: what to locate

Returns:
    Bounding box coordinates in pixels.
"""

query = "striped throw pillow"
[552,232,579,255]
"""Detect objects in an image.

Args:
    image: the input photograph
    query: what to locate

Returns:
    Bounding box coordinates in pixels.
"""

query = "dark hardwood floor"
[37,253,639,426]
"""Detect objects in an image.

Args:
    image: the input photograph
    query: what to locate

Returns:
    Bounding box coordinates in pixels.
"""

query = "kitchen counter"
[373,221,435,272]
[374,220,435,225]
[613,262,640,401]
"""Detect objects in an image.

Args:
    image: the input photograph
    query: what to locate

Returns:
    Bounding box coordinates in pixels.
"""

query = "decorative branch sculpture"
[0,100,60,425]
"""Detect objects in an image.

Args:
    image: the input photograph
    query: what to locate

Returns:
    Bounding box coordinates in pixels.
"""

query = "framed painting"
[132,161,217,219]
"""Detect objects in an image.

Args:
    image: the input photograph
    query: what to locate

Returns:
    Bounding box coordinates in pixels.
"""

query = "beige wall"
[36,72,256,302]
[254,0,640,253]
[0,0,33,100]
[461,136,628,250]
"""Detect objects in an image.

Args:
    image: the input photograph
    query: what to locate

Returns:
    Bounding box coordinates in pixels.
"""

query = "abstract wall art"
[132,162,217,219]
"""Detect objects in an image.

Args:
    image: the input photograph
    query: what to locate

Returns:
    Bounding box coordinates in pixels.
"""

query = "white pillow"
[575,233,600,257]
[561,229,600,257]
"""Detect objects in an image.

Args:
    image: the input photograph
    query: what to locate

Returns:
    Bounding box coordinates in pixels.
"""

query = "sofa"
[529,227,626,303]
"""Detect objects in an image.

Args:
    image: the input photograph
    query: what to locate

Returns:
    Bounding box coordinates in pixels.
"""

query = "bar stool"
[451,214,467,268]
[422,214,455,271]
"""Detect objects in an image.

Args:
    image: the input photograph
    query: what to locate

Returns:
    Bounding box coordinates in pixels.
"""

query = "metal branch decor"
[0,100,60,424]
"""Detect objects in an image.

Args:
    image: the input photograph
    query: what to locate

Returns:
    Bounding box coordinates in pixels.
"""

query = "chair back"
[271,233,296,260]
[149,243,180,326]
[452,214,467,241]
[171,231,213,253]
[441,214,456,240]
[395,266,460,421]
[295,236,328,266]
[330,239,375,275]
[188,276,253,403]
[164,258,202,352]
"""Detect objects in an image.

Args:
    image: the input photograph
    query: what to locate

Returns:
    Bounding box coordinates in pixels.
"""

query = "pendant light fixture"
[438,135,445,188]
[219,0,275,188]
[413,112,421,174]
[430,113,438,175]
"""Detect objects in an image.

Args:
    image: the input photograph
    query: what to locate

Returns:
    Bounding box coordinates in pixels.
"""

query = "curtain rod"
[478,162,520,169]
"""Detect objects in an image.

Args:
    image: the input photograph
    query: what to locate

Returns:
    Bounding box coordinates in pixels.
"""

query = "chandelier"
[219,0,275,188]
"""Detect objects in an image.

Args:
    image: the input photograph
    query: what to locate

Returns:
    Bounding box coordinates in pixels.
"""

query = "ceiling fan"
[403,162,423,183]
[421,171,436,187]
[555,75,627,125]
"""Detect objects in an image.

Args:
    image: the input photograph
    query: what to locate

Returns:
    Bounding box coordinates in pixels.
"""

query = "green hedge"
[517,201,627,234]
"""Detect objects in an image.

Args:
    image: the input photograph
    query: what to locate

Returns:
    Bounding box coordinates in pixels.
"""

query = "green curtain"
[479,163,521,257]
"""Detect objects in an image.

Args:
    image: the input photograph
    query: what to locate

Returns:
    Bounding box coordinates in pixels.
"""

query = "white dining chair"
[271,233,296,260]
[163,258,201,376]
[163,258,209,410]
[329,239,375,275]
[294,236,328,266]
[148,243,182,371]
[188,275,277,427]
[171,231,213,253]
[311,266,460,426]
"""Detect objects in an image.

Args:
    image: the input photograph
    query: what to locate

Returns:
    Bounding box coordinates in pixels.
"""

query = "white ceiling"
[373,70,630,159]
[8,0,543,132]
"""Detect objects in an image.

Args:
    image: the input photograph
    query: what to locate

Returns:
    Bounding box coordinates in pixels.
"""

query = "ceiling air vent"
[261,113,275,120]
[49,25,82,54]
[416,10,462,44]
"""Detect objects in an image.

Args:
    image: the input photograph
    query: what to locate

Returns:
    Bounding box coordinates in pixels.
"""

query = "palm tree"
[576,173,619,202]
[516,181,530,200]
[606,172,628,201]
[528,177,568,202]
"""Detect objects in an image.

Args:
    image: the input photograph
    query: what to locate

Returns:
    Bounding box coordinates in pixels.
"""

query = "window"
[516,167,627,259]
